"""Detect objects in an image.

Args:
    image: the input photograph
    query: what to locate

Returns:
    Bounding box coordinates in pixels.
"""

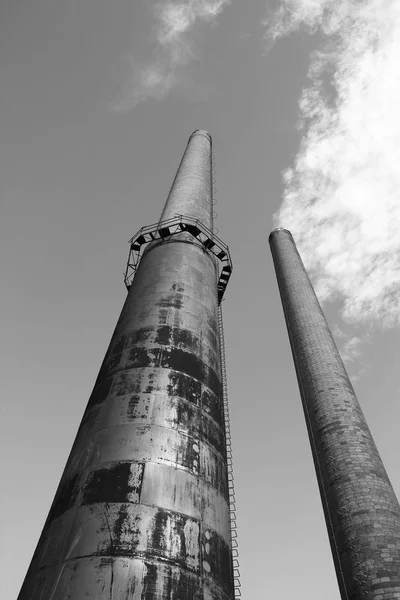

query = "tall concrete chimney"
[18,131,234,600]
[269,228,400,600]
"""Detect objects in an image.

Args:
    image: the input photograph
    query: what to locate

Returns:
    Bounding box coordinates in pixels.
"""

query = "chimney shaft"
[160,129,213,230]
[269,228,400,600]
[18,132,233,600]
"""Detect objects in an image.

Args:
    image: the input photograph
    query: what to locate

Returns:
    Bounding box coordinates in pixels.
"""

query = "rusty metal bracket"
[124,215,233,303]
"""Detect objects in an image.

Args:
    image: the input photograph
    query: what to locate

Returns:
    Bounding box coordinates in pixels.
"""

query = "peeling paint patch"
[113,371,142,397]
[184,520,200,571]
[113,344,220,397]
[82,463,144,505]
[201,528,232,594]
[155,326,200,354]
[200,413,225,455]
[176,435,201,474]
[155,325,171,346]
[127,463,144,502]
[127,395,145,421]
[158,308,169,325]
[126,347,152,369]
[142,561,202,600]
[139,462,230,542]
[160,348,220,396]
[203,560,211,572]
[148,509,200,572]
[125,394,154,423]
[145,371,155,394]
[162,393,225,454]
[201,448,229,498]
[201,388,224,428]
[167,371,201,406]
[111,505,141,556]
[175,396,197,427]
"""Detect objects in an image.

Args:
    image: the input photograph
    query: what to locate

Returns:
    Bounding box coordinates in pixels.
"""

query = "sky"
[2,0,400,598]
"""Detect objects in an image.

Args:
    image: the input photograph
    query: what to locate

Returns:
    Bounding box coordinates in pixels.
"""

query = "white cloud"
[332,326,370,380]
[157,0,227,44]
[113,0,229,111]
[266,1,400,330]
[340,336,362,364]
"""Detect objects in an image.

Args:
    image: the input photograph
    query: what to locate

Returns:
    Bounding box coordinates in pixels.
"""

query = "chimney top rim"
[190,129,212,141]
[269,227,293,242]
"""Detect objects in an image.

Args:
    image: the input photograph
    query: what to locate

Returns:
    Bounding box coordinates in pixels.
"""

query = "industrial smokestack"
[269,228,400,600]
[17,131,234,599]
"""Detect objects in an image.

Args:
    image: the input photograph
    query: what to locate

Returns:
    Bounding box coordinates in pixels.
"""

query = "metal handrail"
[124,215,233,304]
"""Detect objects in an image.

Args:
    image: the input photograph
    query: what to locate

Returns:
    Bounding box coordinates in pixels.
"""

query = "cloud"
[340,336,362,364]
[266,1,400,330]
[332,326,370,380]
[113,0,230,111]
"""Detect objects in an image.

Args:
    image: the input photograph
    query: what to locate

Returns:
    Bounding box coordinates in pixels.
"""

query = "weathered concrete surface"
[270,228,400,600]
[18,240,232,600]
[18,131,233,599]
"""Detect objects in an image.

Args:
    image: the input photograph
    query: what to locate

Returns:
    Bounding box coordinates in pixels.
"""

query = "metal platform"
[124,215,233,303]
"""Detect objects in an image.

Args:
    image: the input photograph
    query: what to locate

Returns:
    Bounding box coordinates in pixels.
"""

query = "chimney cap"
[190,129,212,141]
[269,227,293,242]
